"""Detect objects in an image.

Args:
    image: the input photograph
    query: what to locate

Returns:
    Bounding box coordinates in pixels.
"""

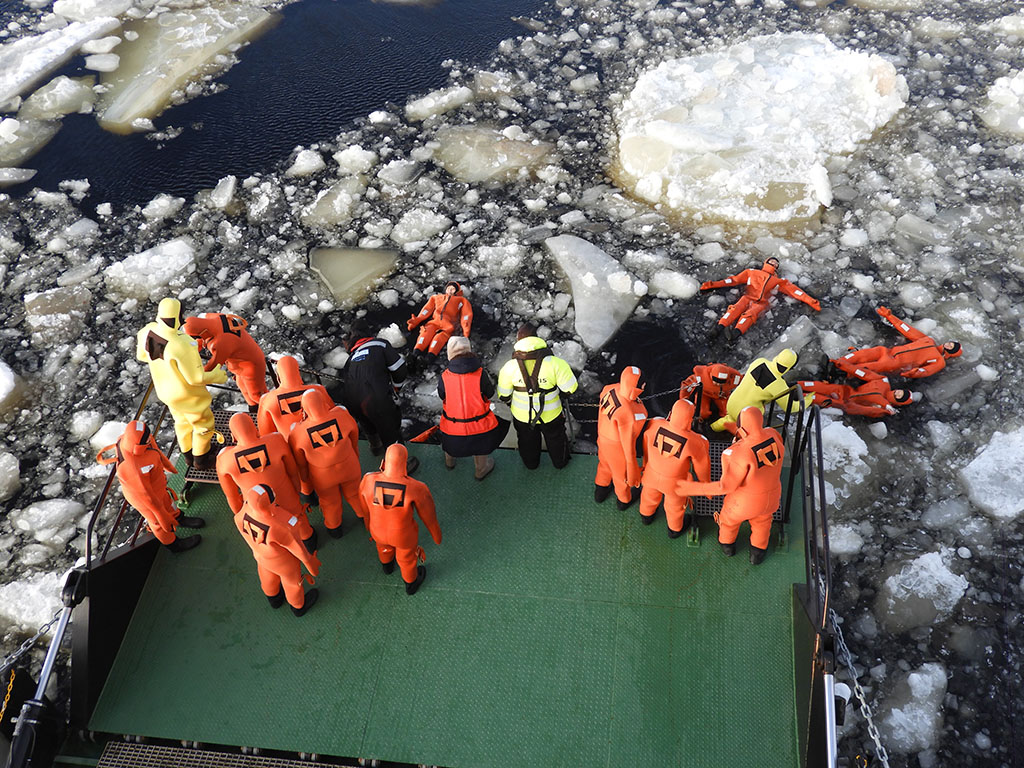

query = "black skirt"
[439,415,510,458]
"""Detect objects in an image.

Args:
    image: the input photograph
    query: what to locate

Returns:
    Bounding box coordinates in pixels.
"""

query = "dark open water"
[4,0,548,208]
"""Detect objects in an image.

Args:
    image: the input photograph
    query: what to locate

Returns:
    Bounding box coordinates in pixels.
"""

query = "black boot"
[594,484,613,503]
[382,559,395,575]
[720,542,736,557]
[405,565,426,595]
[640,514,655,526]
[668,515,691,538]
[167,534,201,553]
[177,515,205,529]
[303,529,318,554]
[267,587,285,609]
[749,546,767,565]
[406,454,420,475]
[616,487,640,512]
[368,433,384,456]
[183,449,194,468]
[327,524,344,539]
[291,588,319,617]
[194,443,221,471]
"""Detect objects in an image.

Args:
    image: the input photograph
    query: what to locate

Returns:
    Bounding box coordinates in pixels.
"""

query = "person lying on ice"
[407,280,473,357]
[700,257,820,339]
[799,377,914,418]
[829,306,962,381]
[594,366,648,511]
[183,311,268,410]
[679,363,742,422]
[678,407,785,566]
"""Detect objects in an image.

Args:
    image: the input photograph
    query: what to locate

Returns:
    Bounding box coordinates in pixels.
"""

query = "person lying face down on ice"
[678,407,785,566]
[829,306,962,381]
[183,312,268,409]
[639,398,711,536]
[700,257,820,340]
[96,420,204,553]
[594,366,648,511]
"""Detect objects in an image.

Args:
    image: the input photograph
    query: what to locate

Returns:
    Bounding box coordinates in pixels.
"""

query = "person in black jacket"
[437,336,509,480]
[339,324,418,473]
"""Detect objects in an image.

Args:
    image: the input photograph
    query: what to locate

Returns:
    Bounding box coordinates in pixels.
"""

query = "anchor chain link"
[0,608,65,676]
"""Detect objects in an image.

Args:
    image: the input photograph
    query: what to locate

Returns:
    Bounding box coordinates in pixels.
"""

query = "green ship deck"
[88,444,805,768]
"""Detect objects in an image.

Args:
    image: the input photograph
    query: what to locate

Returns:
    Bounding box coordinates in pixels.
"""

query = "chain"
[829,608,891,768]
[0,667,13,723]
[0,608,64,677]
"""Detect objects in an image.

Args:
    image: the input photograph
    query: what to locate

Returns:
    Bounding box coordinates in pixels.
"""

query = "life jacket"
[440,367,499,436]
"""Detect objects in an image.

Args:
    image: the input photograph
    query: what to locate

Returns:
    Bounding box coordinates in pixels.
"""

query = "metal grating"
[689,440,784,521]
[98,741,358,767]
[183,410,255,484]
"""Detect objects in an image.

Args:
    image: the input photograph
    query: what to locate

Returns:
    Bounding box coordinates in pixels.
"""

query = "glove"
[700,282,714,291]
[406,316,418,331]
[809,300,821,312]
[210,365,228,384]
[876,306,892,318]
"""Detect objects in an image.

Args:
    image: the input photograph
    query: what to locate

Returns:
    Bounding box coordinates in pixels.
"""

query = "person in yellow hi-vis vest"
[136,298,227,470]
[711,348,811,435]
[496,323,578,470]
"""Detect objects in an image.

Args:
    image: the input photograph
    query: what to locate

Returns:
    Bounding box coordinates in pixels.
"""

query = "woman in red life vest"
[639,399,711,536]
[359,444,441,596]
[256,355,331,436]
[96,420,203,552]
[678,407,785,565]
[288,389,364,538]
[407,280,473,356]
[235,484,321,616]
[182,312,268,409]
[594,366,648,511]
[217,412,317,552]
[437,336,509,480]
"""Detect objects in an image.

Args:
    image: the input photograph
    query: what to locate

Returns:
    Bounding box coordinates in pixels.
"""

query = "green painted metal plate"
[89,444,803,768]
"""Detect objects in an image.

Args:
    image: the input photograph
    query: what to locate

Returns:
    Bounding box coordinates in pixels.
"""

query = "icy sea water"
[1,0,1024,767]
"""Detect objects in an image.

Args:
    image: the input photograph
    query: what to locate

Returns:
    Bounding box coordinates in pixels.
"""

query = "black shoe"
[668,527,684,539]
[167,534,201,553]
[327,525,344,539]
[708,324,722,341]
[723,327,737,342]
[640,514,654,526]
[300,491,318,506]
[594,484,613,503]
[183,449,194,468]
[750,546,767,565]
[405,454,420,475]
[291,588,319,617]
[248,403,259,414]
[303,529,318,554]
[382,559,395,575]
[267,588,285,609]
[720,542,736,557]
[616,487,640,512]
[368,433,384,456]
[405,565,426,595]
[194,443,221,471]
[177,515,205,529]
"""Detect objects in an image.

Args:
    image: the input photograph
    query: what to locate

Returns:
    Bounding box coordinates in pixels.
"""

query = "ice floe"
[959,427,1024,521]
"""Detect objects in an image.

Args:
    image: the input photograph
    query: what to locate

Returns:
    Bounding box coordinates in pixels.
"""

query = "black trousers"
[513,414,571,470]
[344,392,402,448]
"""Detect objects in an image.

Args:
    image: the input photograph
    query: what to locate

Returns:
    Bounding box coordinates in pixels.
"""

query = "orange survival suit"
[407,281,473,356]
[595,367,648,509]
[257,355,331,436]
[799,378,912,418]
[680,363,743,421]
[217,412,315,549]
[700,258,820,336]
[831,306,962,381]
[97,420,184,546]
[183,312,268,407]
[235,484,321,614]
[678,407,785,563]
[639,399,711,535]
[288,389,364,537]
[360,444,441,594]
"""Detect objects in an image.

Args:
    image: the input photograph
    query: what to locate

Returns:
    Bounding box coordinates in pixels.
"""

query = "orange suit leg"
[748,515,774,550]
[639,484,663,518]
[142,506,177,545]
[340,476,365,519]
[596,442,632,503]
[663,495,690,532]
[719,296,753,328]
[233,368,268,407]
[395,546,419,583]
[309,465,343,529]
[415,322,441,353]
[833,348,888,380]
[257,559,304,609]
[426,327,452,356]
[717,518,741,545]
[376,541,396,565]
[734,300,769,335]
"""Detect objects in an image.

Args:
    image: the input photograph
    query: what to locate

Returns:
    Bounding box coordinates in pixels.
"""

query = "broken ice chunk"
[104,236,196,300]
[84,53,120,72]
[877,550,968,632]
[390,209,452,245]
[308,247,399,308]
[300,176,366,229]
[959,426,1024,520]
[0,117,61,167]
[0,358,26,415]
[405,85,474,122]
[979,69,1024,138]
[24,286,93,346]
[53,0,133,22]
[434,125,553,183]
[19,75,96,120]
[0,168,37,187]
[286,149,326,177]
[544,234,639,349]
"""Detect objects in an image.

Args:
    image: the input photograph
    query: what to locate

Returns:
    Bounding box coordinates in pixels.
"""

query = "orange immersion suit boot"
[183,312,268,408]
[256,355,331,437]
[678,407,785,565]
[680,363,742,421]
[407,280,473,356]
[799,378,913,418]
[639,399,711,535]
[359,444,441,595]
[96,420,203,551]
[700,258,820,338]
[217,412,316,551]
[136,298,228,469]
[595,366,648,510]
[288,389,364,538]
[235,484,321,615]
[831,306,963,381]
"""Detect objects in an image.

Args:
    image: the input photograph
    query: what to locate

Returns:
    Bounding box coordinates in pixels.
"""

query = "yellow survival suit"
[711,348,812,434]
